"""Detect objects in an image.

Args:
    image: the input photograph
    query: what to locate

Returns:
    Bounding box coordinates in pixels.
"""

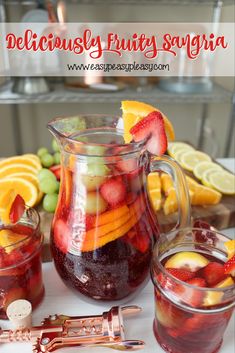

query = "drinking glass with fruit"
[151,227,235,353]
[47,102,191,302]
[0,190,44,319]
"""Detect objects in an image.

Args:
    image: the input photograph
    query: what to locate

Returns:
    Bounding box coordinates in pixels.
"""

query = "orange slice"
[148,189,162,212]
[0,164,38,178]
[0,229,26,254]
[191,185,222,205]
[163,189,177,215]
[0,156,41,171]
[121,100,175,143]
[0,178,38,207]
[147,173,162,212]
[0,189,17,224]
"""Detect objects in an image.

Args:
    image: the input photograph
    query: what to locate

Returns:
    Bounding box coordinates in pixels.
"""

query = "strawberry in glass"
[0,192,44,319]
[151,227,235,353]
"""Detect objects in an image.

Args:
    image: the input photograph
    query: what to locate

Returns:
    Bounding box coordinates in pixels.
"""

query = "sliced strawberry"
[9,195,25,224]
[86,215,95,230]
[53,219,71,254]
[100,177,126,207]
[183,277,207,307]
[166,268,195,282]
[128,233,150,253]
[201,262,226,286]
[224,254,235,277]
[49,165,61,180]
[116,159,138,173]
[130,111,167,155]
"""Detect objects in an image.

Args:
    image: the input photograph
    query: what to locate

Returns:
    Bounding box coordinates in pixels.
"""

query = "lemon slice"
[165,251,209,271]
[180,151,211,172]
[173,149,189,164]
[168,142,195,158]
[208,171,235,195]
[201,168,221,188]
[193,161,222,181]
[204,276,234,306]
[224,239,235,259]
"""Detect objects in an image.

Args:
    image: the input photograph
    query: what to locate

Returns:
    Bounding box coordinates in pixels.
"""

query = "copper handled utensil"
[0,305,145,352]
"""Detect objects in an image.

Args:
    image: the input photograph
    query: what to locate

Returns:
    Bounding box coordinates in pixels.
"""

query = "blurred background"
[0,0,234,158]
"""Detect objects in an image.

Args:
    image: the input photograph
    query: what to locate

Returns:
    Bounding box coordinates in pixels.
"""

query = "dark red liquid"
[153,252,234,353]
[51,164,158,301]
[0,225,44,319]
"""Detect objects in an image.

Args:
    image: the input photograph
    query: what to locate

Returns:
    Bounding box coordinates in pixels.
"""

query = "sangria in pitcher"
[48,101,190,301]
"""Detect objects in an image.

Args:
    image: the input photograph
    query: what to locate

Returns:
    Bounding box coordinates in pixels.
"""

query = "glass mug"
[48,115,191,301]
[0,207,44,319]
[151,227,235,353]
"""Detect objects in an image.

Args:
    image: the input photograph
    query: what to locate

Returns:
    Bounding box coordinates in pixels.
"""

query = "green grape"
[39,178,58,194]
[52,139,60,153]
[55,181,60,193]
[85,192,107,215]
[41,153,54,168]
[38,168,56,182]
[86,145,106,156]
[86,160,109,177]
[43,193,58,213]
[54,152,61,165]
[37,147,48,158]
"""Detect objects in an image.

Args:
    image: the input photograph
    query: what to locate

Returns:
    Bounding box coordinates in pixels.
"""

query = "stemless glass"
[0,207,44,319]
[151,227,235,353]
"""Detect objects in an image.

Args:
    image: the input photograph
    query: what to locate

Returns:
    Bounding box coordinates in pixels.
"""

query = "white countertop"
[1,158,234,353]
[0,262,234,353]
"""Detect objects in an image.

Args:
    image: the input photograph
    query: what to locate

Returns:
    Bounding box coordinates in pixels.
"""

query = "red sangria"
[48,114,190,301]
[0,207,44,319]
[151,227,235,353]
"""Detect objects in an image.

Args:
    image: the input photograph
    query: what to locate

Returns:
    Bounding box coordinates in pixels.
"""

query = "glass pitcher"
[48,115,191,302]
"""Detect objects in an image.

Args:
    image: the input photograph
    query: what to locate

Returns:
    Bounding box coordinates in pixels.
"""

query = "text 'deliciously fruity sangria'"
[48,107,190,301]
[151,227,235,353]
[0,191,44,319]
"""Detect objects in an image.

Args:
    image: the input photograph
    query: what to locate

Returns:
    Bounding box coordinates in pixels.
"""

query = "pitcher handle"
[150,154,191,230]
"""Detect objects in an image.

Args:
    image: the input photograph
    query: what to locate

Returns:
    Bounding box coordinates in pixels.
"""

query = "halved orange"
[0,164,38,178]
[191,185,222,205]
[121,100,175,143]
[0,156,41,171]
[0,178,38,207]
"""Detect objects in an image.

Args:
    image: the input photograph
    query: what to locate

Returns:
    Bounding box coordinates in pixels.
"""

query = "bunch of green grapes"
[37,168,59,212]
[37,139,61,168]
[37,139,61,212]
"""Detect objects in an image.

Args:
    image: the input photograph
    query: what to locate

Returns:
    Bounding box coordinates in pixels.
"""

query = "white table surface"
[1,158,235,353]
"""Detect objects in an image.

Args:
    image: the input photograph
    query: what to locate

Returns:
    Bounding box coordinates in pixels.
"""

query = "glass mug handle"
[149,154,191,229]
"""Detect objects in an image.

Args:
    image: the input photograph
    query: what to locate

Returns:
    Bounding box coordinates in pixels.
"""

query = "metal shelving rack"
[0,0,234,157]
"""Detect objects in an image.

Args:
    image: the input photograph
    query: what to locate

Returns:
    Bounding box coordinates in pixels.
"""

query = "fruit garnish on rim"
[121,100,175,155]
[130,111,168,155]
[0,189,25,224]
